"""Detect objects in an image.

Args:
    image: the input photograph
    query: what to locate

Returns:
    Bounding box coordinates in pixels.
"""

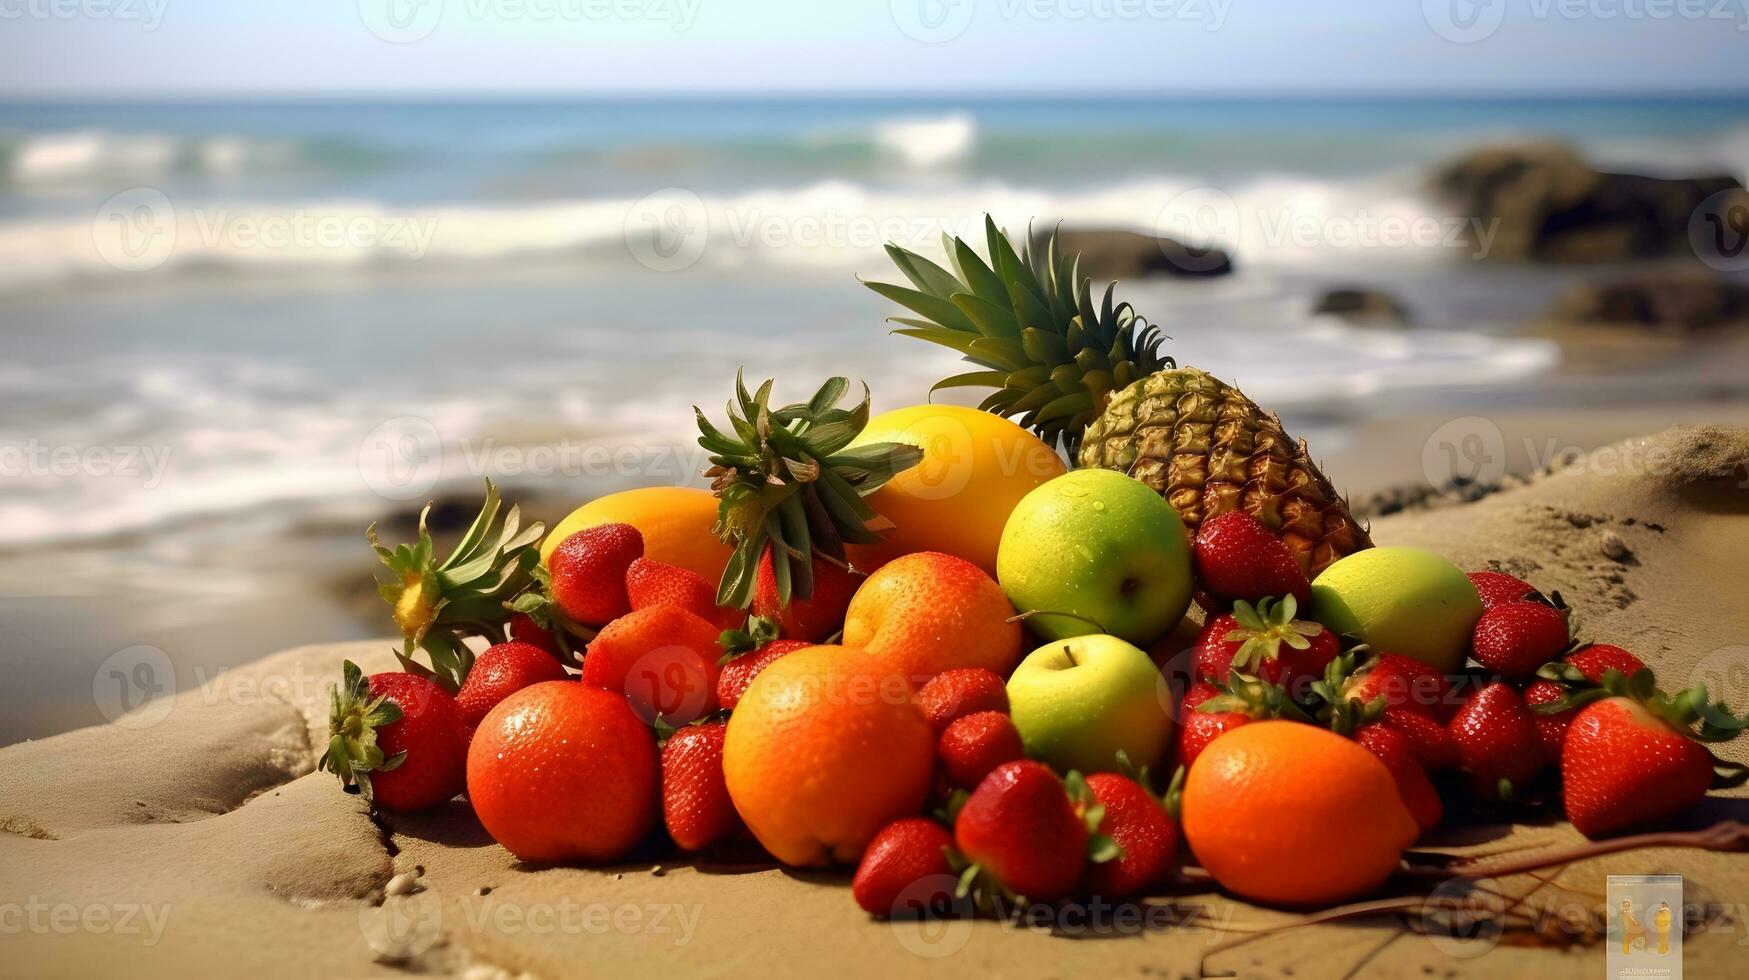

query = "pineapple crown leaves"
[1221,595,1325,674]
[1201,669,1315,723]
[696,372,923,610]
[318,660,406,799]
[863,215,1172,456]
[367,478,544,691]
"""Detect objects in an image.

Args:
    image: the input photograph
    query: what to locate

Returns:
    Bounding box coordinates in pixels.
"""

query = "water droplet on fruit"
[1092,501,1105,511]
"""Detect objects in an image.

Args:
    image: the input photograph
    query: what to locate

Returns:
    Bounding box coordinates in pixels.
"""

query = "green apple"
[1006,634,1174,776]
[997,469,1192,646]
[1307,547,1482,674]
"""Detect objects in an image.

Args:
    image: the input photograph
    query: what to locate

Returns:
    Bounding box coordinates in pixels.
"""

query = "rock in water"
[1312,288,1412,327]
[1052,228,1234,278]
[1434,143,1744,262]
[1548,275,1749,333]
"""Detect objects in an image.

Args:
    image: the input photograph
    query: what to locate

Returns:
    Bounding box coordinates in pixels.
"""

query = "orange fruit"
[467,681,658,863]
[578,605,721,726]
[542,487,731,582]
[842,552,1022,686]
[846,405,1067,576]
[1180,720,1419,907]
[722,645,934,866]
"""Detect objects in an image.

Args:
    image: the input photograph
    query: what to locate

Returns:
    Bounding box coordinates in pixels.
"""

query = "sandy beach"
[5,426,1747,979]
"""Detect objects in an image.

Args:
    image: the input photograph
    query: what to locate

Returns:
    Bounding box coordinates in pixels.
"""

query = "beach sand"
[4,426,1748,978]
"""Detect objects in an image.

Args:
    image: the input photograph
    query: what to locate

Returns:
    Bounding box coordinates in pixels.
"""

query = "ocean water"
[5,96,1748,551]
[3,97,1749,740]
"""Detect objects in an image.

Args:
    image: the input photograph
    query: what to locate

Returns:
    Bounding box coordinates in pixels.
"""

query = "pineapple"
[865,217,1371,577]
[696,373,923,607]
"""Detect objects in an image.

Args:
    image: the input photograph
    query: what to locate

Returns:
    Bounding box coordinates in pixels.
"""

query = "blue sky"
[3,0,1747,96]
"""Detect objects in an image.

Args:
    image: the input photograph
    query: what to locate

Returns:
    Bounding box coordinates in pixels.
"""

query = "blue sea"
[2,96,1747,741]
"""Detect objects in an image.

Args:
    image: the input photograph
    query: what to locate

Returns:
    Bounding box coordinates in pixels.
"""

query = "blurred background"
[3,1,1748,743]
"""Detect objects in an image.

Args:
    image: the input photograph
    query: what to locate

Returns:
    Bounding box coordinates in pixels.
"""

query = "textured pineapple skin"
[1077,367,1372,577]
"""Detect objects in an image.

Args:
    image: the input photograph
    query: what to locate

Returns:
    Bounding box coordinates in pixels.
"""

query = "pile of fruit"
[323,219,1747,919]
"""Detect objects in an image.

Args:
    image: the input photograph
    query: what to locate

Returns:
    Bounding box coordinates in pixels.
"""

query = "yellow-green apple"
[996,469,1192,646]
[1307,547,1482,674]
[1006,634,1174,776]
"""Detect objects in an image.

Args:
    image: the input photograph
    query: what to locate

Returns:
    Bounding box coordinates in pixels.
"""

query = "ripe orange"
[1180,721,1418,907]
[841,551,1022,686]
[467,681,658,863]
[722,645,935,866]
[846,405,1066,576]
[542,487,731,582]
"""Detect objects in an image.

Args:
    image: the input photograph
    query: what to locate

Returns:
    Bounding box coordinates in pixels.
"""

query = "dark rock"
[1311,288,1412,326]
[1433,143,1744,262]
[1548,275,1749,332]
[1052,229,1233,279]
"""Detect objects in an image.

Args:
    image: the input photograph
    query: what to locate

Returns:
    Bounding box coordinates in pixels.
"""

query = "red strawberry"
[508,611,559,654]
[548,523,644,626]
[1562,696,1722,838]
[1192,596,1338,699]
[917,668,1010,733]
[752,548,863,643]
[1466,570,1535,611]
[954,760,1088,902]
[716,639,812,712]
[1329,653,1455,720]
[1523,678,1576,765]
[320,660,467,812]
[1448,682,1544,800]
[1472,601,1569,679]
[455,641,569,732]
[1176,677,1308,771]
[852,818,957,917]
[938,711,1025,790]
[1355,723,1442,833]
[1564,644,1646,684]
[626,557,743,631]
[1079,773,1177,900]
[661,721,741,851]
[1192,511,1312,607]
[1379,706,1460,771]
